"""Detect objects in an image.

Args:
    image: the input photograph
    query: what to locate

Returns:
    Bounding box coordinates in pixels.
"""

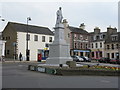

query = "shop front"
[91,50,103,60]
[70,49,91,58]
[37,49,49,61]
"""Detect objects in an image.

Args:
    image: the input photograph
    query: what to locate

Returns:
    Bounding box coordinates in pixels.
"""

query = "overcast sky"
[0,0,119,32]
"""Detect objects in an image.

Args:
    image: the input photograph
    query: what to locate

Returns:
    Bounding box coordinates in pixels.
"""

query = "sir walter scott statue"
[56,7,63,25]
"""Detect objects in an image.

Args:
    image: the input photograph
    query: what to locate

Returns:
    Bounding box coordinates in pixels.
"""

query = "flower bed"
[28,65,120,76]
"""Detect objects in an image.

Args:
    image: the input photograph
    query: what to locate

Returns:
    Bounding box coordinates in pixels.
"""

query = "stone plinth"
[46,23,72,64]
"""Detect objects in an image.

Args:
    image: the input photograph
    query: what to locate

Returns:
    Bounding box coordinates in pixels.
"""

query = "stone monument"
[46,7,72,64]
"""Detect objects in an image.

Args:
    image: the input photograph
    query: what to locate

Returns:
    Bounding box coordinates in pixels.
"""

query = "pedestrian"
[0,55,5,62]
[19,53,22,61]
[2,55,5,62]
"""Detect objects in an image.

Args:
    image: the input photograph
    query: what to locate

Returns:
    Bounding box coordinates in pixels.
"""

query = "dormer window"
[111,35,118,41]
[96,36,99,40]
[103,35,105,39]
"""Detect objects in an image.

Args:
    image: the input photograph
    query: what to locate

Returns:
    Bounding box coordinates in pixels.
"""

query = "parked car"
[109,59,120,64]
[80,56,91,62]
[84,56,91,62]
[77,56,84,62]
[71,56,79,62]
[98,57,110,63]
[71,56,84,62]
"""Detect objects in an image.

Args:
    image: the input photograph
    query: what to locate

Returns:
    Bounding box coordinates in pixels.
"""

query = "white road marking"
[100,80,110,83]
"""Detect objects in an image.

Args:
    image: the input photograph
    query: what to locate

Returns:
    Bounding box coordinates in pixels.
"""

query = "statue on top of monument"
[56,7,63,25]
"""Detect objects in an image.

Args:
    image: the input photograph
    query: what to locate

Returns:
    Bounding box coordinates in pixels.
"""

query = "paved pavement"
[1,61,119,89]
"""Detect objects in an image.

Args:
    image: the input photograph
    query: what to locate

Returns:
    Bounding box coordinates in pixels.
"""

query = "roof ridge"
[9,22,49,29]
[7,22,54,35]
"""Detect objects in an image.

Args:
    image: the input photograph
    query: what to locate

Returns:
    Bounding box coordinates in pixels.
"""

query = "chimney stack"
[107,25,117,34]
[63,19,69,27]
[94,27,100,34]
[79,23,85,30]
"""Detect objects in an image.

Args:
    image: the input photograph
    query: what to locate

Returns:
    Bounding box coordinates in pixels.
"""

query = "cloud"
[1,1,118,32]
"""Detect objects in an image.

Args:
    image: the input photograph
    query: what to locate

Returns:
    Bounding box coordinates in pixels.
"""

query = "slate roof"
[68,26,88,34]
[89,32,107,42]
[8,22,54,35]
[105,32,120,43]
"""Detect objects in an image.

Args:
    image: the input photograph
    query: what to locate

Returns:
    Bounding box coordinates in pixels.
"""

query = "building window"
[49,37,52,42]
[100,52,102,57]
[107,53,110,58]
[68,33,70,38]
[91,52,94,57]
[111,53,114,58]
[86,44,88,49]
[92,43,93,48]
[26,34,30,41]
[112,36,118,41]
[85,36,88,40]
[96,43,98,48]
[7,50,10,55]
[96,36,99,40]
[80,52,83,56]
[6,37,7,40]
[2,37,5,40]
[107,45,110,50]
[74,34,77,39]
[81,43,83,49]
[8,36,10,40]
[45,43,49,47]
[91,36,93,41]
[100,43,102,48]
[74,43,77,48]
[96,52,98,58]
[42,36,45,42]
[80,35,83,40]
[103,35,105,39]
[5,36,10,40]
[116,44,119,49]
[34,35,38,41]
[111,44,114,50]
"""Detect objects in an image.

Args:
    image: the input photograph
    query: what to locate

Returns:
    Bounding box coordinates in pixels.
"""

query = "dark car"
[110,59,120,64]
[98,57,110,63]
[71,56,79,62]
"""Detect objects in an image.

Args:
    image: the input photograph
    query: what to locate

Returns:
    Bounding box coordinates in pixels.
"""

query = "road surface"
[1,61,119,89]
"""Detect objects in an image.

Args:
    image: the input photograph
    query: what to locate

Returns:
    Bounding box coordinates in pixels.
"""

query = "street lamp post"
[13,42,16,62]
[26,17,31,61]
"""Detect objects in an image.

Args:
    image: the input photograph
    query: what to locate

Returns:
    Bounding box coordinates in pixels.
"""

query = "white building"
[0,32,6,60]
[2,22,54,61]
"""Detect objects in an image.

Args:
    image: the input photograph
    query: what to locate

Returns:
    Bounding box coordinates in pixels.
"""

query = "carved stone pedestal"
[46,23,72,64]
